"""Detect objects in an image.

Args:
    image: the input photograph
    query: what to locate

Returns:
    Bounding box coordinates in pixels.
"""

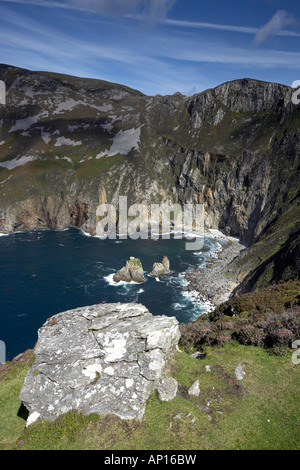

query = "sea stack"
[113,257,145,283]
[150,256,171,277]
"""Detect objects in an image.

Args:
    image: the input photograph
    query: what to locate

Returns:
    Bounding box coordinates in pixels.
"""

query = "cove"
[0,228,223,360]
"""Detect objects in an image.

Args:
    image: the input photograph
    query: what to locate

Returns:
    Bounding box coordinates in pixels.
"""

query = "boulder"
[235,364,246,381]
[149,256,171,277]
[113,257,145,283]
[19,303,180,426]
[188,380,200,397]
[157,377,178,402]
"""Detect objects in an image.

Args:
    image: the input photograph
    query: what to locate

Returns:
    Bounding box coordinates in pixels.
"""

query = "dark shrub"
[217,321,235,330]
[265,328,293,347]
[281,308,300,336]
[233,325,264,346]
[179,323,211,348]
[214,332,232,346]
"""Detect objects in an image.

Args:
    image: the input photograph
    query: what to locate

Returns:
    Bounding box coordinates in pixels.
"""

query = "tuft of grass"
[0,350,35,450]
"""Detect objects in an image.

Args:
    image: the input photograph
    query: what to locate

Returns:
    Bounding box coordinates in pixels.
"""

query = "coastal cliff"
[0,64,299,292]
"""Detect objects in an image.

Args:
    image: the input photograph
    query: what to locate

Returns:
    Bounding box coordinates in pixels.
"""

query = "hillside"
[0,338,299,450]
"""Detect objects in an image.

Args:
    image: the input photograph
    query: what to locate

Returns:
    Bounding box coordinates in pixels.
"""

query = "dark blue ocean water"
[0,228,223,360]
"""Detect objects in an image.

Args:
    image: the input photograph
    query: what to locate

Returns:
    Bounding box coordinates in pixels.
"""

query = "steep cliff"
[0,64,299,291]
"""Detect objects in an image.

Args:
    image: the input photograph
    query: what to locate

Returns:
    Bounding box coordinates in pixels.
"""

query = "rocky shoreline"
[183,230,246,308]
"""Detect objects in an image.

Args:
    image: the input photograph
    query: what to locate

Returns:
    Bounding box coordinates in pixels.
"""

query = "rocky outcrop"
[113,257,145,283]
[149,256,171,277]
[19,303,180,426]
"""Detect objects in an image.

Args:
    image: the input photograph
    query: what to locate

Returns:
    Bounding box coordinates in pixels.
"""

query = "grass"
[0,343,299,450]
[0,350,35,450]
[127,257,143,268]
[74,154,125,178]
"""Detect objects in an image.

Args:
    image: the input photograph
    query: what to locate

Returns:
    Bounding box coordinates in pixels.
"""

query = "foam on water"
[104,273,142,287]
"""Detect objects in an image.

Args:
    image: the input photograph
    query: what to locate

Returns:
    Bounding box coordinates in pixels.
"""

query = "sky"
[0,0,299,95]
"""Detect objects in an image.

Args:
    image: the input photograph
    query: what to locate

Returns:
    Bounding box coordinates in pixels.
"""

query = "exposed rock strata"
[19,303,180,425]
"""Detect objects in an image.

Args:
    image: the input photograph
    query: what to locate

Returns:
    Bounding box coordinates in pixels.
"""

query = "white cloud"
[143,0,176,23]
[66,0,142,17]
[162,17,300,38]
[1,1,300,96]
[252,10,296,47]
[0,0,177,21]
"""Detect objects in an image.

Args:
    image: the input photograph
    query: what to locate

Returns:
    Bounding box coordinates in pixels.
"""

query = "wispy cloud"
[0,0,177,21]
[1,0,299,39]
[142,0,176,24]
[163,17,300,38]
[252,10,296,47]
[0,1,299,95]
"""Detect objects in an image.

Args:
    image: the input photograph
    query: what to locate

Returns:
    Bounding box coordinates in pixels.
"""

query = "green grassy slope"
[0,341,299,450]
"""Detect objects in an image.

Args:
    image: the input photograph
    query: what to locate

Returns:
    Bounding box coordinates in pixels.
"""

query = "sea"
[0,228,225,360]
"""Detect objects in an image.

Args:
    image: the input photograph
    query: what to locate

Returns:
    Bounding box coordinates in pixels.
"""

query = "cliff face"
[0,64,299,291]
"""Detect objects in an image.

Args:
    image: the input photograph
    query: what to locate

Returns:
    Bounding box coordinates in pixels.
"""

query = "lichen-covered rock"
[157,377,178,402]
[19,303,180,426]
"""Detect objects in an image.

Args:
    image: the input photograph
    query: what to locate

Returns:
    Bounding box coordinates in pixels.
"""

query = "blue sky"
[0,0,299,95]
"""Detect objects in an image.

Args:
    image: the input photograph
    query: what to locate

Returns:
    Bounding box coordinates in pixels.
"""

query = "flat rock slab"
[19,303,180,426]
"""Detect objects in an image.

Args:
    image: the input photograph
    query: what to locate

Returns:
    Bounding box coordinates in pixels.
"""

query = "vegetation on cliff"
[180,279,300,355]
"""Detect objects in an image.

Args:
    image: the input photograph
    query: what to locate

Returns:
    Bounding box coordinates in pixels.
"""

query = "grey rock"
[157,377,178,402]
[190,351,206,360]
[149,256,171,277]
[19,303,180,426]
[113,266,132,283]
[188,380,200,397]
[235,364,246,381]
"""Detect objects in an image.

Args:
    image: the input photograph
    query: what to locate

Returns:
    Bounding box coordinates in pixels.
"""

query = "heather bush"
[265,328,293,348]
[217,321,235,330]
[214,332,232,346]
[280,308,300,336]
[232,325,264,346]
[179,323,212,348]
[180,280,300,352]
